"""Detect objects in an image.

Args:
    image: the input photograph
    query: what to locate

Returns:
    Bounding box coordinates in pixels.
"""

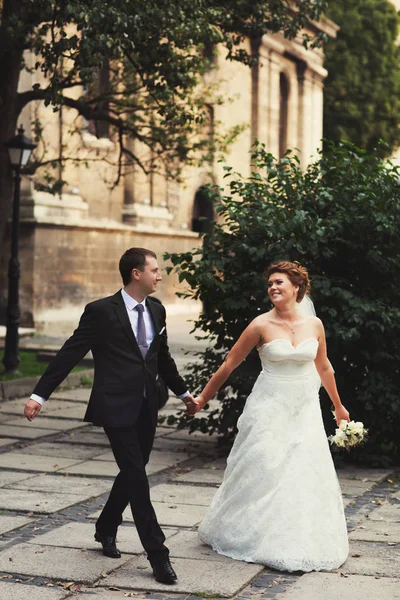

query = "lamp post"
[2,126,37,373]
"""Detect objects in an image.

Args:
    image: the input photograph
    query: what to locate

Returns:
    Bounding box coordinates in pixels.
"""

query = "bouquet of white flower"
[328,420,368,449]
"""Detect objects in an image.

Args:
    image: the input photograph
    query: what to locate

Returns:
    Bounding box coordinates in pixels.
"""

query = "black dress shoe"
[152,557,177,584]
[94,531,121,558]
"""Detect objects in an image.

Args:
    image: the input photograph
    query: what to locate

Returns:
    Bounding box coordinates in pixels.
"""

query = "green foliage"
[0,0,326,182]
[164,142,400,465]
[324,0,400,155]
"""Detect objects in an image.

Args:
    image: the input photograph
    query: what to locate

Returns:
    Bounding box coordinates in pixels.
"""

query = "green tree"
[165,142,400,465]
[0,0,326,246]
[323,0,400,155]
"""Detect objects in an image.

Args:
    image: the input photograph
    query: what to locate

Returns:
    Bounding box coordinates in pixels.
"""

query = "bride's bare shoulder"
[308,315,323,326]
[306,315,324,333]
[251,310,275,327]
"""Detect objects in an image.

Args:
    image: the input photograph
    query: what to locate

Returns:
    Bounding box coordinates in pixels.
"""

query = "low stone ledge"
[0,369,94,401]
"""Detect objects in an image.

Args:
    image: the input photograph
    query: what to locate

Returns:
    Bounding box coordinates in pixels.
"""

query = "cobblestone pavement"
[0,384,398,600]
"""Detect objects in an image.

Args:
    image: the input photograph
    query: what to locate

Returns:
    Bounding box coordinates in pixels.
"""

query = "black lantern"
[2,126,37,373]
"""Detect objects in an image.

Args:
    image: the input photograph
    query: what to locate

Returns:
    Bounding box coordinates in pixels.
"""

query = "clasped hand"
[183,395,205,416]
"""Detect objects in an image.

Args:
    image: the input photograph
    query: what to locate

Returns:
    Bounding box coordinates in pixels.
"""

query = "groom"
[24,247,194,584]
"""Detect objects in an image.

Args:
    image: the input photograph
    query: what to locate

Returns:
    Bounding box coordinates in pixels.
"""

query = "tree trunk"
[0,0,26,246]
[0,2,25,322]
[0,75,24,248]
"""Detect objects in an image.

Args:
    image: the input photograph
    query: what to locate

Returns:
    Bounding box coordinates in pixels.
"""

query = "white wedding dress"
[198,338,349,572]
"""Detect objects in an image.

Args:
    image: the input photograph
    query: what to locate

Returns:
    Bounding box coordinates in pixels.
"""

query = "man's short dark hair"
[119,248,157,286]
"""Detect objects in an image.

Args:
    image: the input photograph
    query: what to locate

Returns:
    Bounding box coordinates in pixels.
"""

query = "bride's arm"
[314,320,350,425]
[192,321,262,412]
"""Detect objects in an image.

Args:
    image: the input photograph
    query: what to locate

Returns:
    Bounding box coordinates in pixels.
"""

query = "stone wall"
[13,220,199,334]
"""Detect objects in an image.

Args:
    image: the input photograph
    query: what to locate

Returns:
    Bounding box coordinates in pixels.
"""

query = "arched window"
[279,72,289,159]
[192,187,214,234]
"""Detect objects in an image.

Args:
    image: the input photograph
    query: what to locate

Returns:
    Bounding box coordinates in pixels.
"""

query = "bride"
[189,261,350,572]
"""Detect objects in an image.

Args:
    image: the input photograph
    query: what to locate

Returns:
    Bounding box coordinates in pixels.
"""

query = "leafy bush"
[164,142,400,465]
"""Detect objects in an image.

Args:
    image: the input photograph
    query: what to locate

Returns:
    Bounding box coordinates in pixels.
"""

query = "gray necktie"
[135,304,148,358]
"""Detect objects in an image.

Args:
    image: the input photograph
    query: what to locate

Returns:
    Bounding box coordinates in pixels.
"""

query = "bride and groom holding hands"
[24,247,350,582]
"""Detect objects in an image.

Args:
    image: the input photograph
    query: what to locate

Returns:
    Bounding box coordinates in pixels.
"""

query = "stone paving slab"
[0,399,80,415]
[89,501,207,527]
[59,460,118,478]
[0,437,16,448]
[52,388,91,401]
[367,503,400,521]
[174,468,224,485]
[349,519,400,543]
[146,462,172,476]
[166,429,218,444]
[0,515,34,535]
[0,488,94,513]
[7,473,111,496]
[5,416,88,431]
[150,483,217,506]
[151,501,207,527]
[276,573,400,600]
[38,400,84,414]
[0,470,32,487]
[91,449,191,466]
[336,468,392,482]
[0,542,131,582]
[47,404,87,420]
[0,452,82,472]
[69,594,139,600]
[0,425,58,439]
[342,497,356,508]
[340,483,375,496]
[206,457,228,469]
[28,522,178,555]
[167,530,228,561]
[17,442,106,460]
[100,554,264,596]
[0,582,68,600]
[0,398,33,414]
[342,541,400,577]
[338,477,377,489]
[0,413,15,422]
[58,431,109,446]
[152,436,200,452]
[151,449,192,464]
[154,426,175,437]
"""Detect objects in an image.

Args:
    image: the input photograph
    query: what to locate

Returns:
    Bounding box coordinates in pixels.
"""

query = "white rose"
[335,436,346,448]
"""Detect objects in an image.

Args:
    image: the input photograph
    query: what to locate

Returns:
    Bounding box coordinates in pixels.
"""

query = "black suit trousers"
[95,400,168,561]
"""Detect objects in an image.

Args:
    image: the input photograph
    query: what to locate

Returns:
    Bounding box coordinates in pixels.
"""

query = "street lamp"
[2,126,37,373]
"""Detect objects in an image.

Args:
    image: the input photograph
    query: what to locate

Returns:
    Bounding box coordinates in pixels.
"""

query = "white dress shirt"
[121,288,155,349]
[31,289,189,405]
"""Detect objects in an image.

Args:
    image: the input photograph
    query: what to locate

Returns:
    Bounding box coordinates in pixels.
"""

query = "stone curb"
[0,369,94,401]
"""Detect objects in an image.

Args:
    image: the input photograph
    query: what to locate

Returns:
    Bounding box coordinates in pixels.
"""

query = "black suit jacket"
[32,291,187,427]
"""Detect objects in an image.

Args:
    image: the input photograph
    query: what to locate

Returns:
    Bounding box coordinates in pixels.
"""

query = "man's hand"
[24,399,42,421]
[183,395,206,416]
[182,394,197,416]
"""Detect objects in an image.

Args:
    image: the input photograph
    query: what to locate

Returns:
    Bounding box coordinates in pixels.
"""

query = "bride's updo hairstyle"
[264,261,311,303]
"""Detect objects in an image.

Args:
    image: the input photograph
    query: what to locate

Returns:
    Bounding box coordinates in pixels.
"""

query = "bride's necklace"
[275,310,296,335]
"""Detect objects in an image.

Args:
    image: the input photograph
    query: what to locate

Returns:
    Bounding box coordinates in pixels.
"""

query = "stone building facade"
[4,16,337,334]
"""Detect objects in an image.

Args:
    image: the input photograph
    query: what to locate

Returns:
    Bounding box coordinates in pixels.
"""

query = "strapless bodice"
[258,338,319,379]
